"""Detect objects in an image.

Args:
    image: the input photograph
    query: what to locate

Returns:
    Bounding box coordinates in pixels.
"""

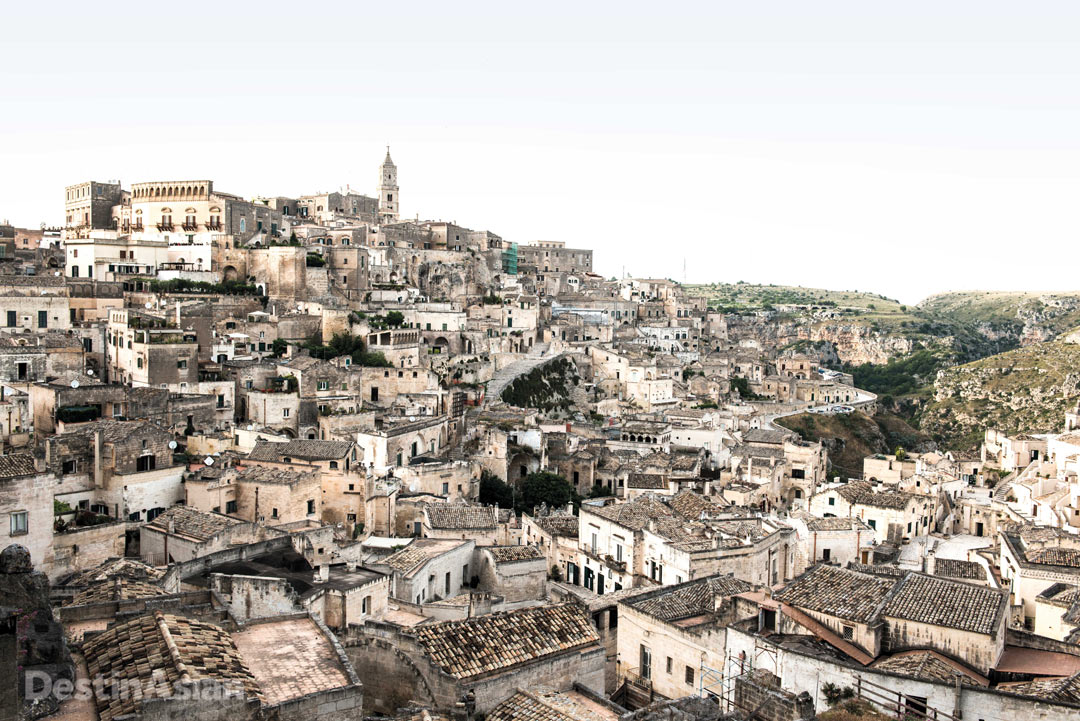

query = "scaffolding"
[698,651,755,715]
[501,242,518,275]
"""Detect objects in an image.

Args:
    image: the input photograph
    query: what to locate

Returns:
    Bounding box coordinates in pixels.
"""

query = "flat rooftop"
[232,617,351,705]
[182,548,383,598]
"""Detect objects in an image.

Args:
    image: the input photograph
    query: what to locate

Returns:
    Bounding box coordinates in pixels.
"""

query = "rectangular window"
[6,311,14,327]
[283,408,290,418]
[666,657,673,674]
[307,499,315,514]
[226,500,237,514]
[318,380,329,390]
[271,508,279,519]
[38,311,47,328]
[685,666,695,686]
[640,645,652,680]
[177,359,187,369]
[10,511,28,536]
[842,625,854,641]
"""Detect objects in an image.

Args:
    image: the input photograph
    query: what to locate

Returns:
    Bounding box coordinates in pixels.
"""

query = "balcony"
[157,223,175,232]
[182,223,199,232]
[206,221,223,231]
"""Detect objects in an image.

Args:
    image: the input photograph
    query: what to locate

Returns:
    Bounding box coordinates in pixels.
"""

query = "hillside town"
[5,152,1080,721]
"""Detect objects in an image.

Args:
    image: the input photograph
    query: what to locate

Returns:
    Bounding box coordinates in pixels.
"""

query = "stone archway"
[343,637,437,715]
[223,265,239,281]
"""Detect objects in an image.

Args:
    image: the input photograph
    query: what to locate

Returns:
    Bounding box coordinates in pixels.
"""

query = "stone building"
[615,575,753,703]
[370,537,475,604]
[344,603,604,715]
[80,611,363,721]
[476,544,547,602]
[63,180,124,237]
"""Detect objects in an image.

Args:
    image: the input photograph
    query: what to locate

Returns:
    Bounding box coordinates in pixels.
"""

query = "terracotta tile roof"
[382,539,467,576]
[425,505,498,529]
[846,562,907,578]
[146,505,243,541]
[871,650,988,687]
[586,497,672,531]
[64,578,168,606]
[60,557,164,587]
[531,515,579,538]
[0,453,37,478]
[383,546,433,574]
[773,565,894,624]
[83,612,261,721]
[235,463,319,486]
[629,575,752,622]
[1000,672,1080,704]
[837,481,915,510]
[669,491,727,520]
[881,573,1005,635]
[488,689,619,721]
[487,545,544,563]
[413,604,599,680]
[806,517,869,532]
[1028,547,1080,568]
[278,439,353,460]
[934,558,987,581]
[627,473,668,489]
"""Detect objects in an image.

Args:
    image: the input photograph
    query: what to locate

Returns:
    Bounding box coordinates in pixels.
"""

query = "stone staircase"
[484,343,556,406]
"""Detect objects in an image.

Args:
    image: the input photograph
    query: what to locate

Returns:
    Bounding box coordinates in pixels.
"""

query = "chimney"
[317,564,330,583]
[175,302,181,328]
[93,429,104,489]
[924,545,936,575]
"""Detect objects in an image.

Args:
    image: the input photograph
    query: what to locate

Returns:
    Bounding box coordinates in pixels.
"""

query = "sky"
[4,2,1080,304]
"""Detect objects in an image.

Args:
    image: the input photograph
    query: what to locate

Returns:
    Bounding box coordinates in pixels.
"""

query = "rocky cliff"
[920,337,1080,450]
[724,315,921,365]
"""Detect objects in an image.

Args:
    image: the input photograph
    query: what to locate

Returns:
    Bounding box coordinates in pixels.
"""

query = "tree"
[385,310,405,327]
[270,338,288,358]
[479,470,514,509]
[895,447,907,461]
[520,471,573,513]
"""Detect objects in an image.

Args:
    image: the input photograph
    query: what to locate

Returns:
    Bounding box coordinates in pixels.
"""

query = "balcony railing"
[182,223,199,232]
[206,222,222,231]
[157,223,175,231]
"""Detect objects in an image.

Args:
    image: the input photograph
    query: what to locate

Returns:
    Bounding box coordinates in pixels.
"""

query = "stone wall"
[732,670,813,721]
[210,573,300,621]
[344,621,605,716]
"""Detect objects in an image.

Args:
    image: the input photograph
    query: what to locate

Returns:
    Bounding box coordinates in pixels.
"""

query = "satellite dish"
[86,369,94,376]
[145,302,153,309]
[70,380,79,389]
[54,271,61,276]
[246,424,254,431]
[204,456,215,466]
[168,440,177,449]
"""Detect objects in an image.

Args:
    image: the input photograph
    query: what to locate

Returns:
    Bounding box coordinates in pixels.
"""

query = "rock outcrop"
[0,544,74,721]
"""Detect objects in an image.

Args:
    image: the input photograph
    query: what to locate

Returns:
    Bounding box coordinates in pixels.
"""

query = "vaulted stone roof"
[413,604,599,680]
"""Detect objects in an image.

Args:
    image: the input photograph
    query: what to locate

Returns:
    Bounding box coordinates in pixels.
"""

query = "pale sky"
[4,2,1080,304]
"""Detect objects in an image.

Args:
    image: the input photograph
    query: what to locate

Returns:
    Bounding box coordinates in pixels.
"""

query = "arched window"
[239,218,246,232]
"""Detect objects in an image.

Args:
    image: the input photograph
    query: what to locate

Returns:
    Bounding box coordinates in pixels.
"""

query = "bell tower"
[378,147,399,223]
